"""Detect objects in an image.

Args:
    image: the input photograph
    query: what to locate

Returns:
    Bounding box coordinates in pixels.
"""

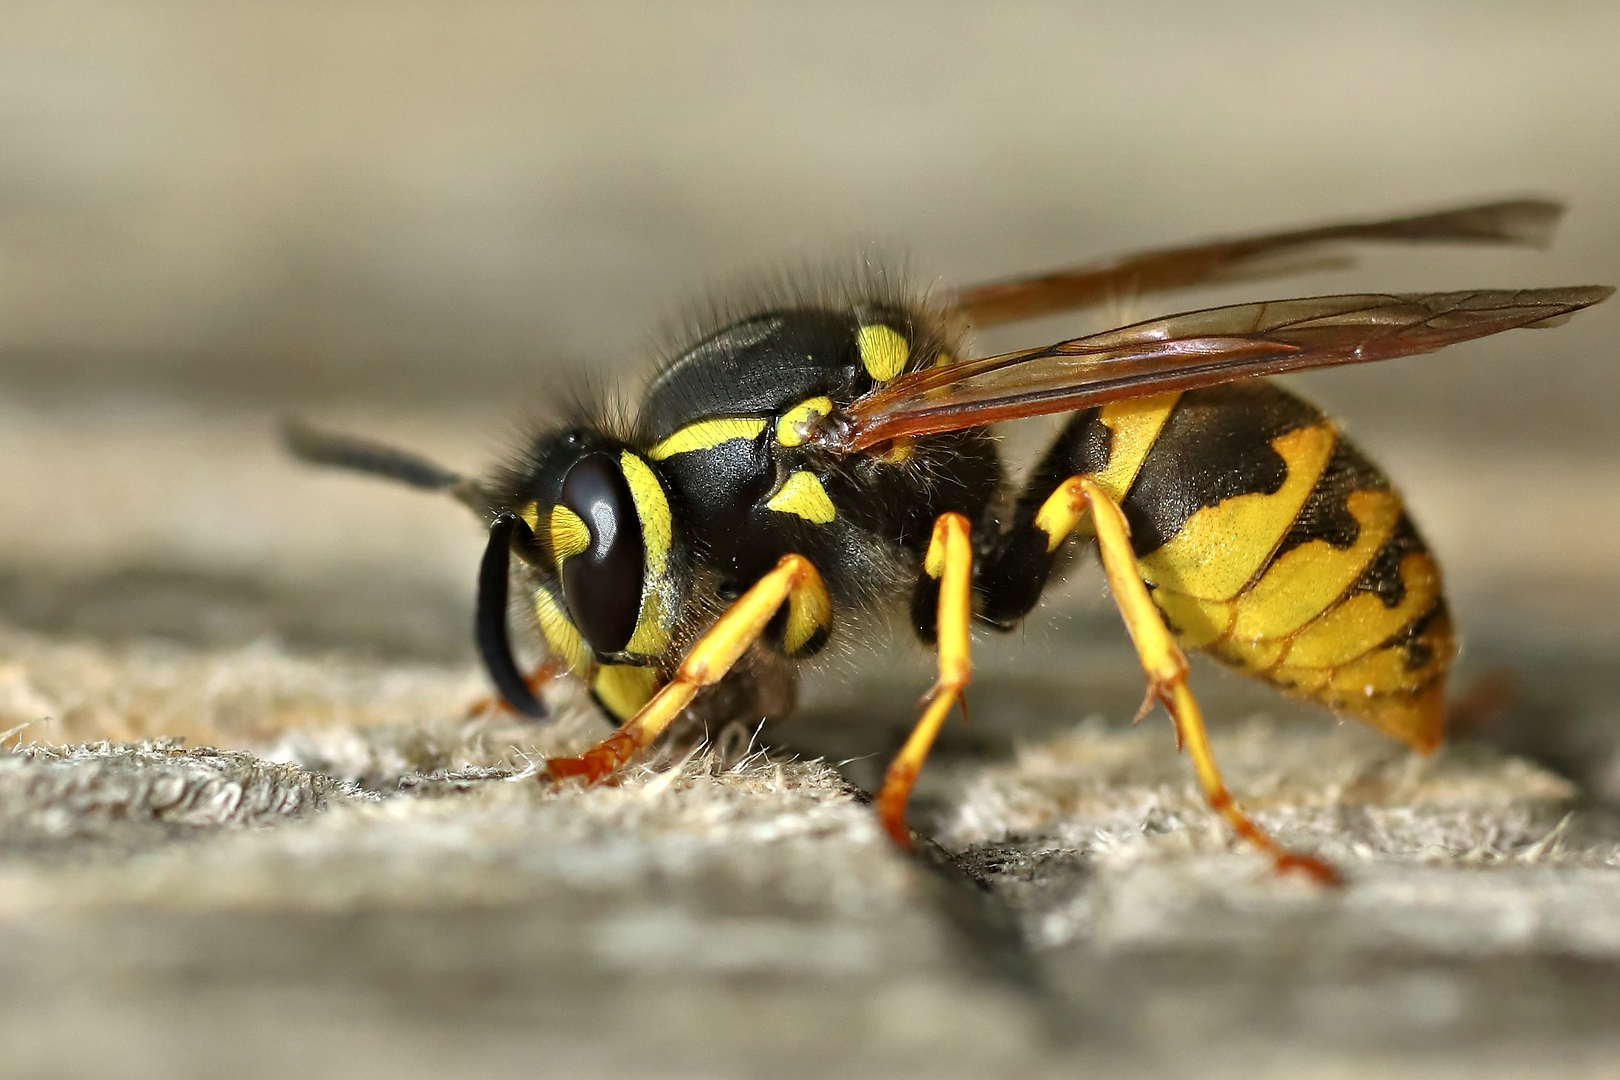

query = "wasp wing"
[950,200,1565,327]
[818,287,1612,453]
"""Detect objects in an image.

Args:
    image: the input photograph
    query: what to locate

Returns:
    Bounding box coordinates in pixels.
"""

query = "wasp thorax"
[554,452,645,654]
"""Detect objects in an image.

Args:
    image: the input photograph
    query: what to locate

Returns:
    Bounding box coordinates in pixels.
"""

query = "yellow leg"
[877,512,973,846]
[547,554,827,783]
[1043,477,1339,885]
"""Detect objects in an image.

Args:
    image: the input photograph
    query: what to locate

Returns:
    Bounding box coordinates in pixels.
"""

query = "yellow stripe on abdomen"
[1228,487,1402,641]
[1137,423,1336,602]
[1135,415,1455,754]
[1281,550,1442,669]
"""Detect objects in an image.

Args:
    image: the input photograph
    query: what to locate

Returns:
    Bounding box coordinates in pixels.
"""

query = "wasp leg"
[546,554,828,784]
[878,513,973,847]
[1035,477,1339,885]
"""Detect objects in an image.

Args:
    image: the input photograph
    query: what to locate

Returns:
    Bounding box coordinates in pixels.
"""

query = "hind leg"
[1020,476,1339,884]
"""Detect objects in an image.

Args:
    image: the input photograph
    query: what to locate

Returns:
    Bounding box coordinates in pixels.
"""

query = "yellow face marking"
[549,505,591,563]
[775,396,834,448]
[766,470,836,524]
[1089,392,1182,502]
[519,501,540,532]
[615,451,679,660]
[1282,553,1443,669]
[1229,488,1402,641]
[782,570,832,654]
[534,587,591,673]
[1150,588,1233,649]
[1137,423,1337,602]
[624,588,672,657]
[649,418,766,461]
[858,324,909,382]
[617,452,670,577]
[592,664,659,722]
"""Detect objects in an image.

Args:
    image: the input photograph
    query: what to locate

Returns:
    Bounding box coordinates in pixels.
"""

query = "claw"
[1131,684,1160,727]
[1276,852,1344,888]
[545,732,638,783]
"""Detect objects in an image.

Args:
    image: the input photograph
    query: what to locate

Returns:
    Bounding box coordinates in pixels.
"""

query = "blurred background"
[3,5,1620,1076]
[2,0,1617,730]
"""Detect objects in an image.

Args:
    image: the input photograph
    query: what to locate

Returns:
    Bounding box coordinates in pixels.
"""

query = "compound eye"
[556,452,645,654]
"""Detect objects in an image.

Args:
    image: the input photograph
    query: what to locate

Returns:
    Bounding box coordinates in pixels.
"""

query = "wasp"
[287,200,1609,883]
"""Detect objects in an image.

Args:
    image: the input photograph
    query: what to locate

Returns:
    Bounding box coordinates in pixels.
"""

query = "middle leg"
[877,512,974,846]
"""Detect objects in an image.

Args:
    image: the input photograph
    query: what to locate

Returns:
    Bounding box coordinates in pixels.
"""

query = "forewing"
[950,200,1565,327]
[818,287,1612,453]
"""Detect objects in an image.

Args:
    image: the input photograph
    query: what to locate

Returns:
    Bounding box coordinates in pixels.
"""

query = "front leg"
[545,554,830,783]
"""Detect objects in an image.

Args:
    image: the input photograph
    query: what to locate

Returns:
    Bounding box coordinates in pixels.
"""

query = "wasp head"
[481,427,688,721]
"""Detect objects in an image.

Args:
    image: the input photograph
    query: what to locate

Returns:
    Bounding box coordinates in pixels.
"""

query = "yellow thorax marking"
[618,451,670,576]
[649,418,766,461]
[766,470,836,524]
[534,587,590,673]
[925,350,954,400]
[624,588,672,657]
[1091,392,1181,502]
[776,396,833,447]
[593,664,659,722]
[878,439,914,465]
[1137,423,1336,602]
[858,324,909,381]
[549,505,591,562]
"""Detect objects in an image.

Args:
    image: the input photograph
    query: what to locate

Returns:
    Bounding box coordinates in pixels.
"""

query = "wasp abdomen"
[1090,383,1454,753]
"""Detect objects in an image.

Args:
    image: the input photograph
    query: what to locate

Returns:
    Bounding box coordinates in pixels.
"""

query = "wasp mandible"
[288,199,1611,883]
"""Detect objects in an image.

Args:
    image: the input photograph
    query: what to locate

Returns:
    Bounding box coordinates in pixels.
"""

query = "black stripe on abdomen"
[1122,382,1325,556]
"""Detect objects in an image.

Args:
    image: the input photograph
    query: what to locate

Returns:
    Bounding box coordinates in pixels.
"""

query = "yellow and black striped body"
[487,298,1454,752]
[282,206,1608,870]
[1030,382,1454,751]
